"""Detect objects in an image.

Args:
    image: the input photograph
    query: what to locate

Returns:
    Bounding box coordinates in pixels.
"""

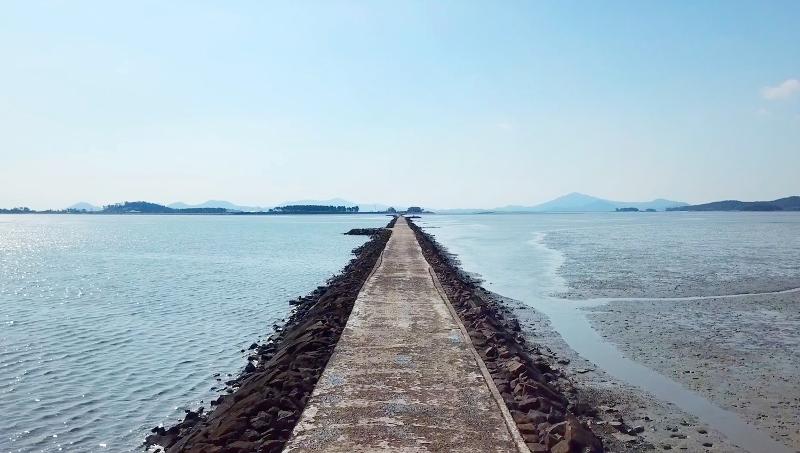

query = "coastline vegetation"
[268,205,359,214]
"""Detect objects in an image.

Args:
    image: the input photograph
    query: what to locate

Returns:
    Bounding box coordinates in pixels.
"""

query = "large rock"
[563,415,603,452]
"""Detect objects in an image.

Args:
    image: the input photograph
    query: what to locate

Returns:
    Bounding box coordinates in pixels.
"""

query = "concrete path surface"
[283,217,526,452]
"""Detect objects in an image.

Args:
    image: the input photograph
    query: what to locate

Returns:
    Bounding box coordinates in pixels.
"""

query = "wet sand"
[585,290,800,450]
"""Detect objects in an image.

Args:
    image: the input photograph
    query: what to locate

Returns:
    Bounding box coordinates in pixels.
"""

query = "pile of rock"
[343,228,385,235]
[408,218,603,453]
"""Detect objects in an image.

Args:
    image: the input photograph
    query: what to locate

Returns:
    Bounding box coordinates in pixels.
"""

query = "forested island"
[103,201,227,214]
[0,201,422,215]
[667,196,800,212]
[269,205,359,214]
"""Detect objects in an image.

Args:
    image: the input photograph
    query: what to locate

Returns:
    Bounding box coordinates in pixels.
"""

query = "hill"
[103,201,226,214]
[771,196,800,210]
[667,196,800,212]
[496,193,688,212]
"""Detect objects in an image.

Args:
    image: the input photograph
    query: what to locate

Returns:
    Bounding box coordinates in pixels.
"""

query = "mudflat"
[585,289,800,450]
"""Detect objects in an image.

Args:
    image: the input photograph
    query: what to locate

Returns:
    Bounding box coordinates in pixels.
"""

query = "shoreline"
[145,217,396,452]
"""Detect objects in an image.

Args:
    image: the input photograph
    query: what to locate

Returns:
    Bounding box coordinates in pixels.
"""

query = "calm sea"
[0,214,388,452]
[418,212,800,301]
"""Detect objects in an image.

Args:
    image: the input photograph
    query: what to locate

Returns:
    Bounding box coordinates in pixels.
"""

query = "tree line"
[269,205,360,214]
[102,201,226,214]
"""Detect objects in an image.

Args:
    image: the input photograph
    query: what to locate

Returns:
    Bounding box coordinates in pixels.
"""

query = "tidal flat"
[548,213,800,451]
[419,212,800,452]
[512,301,741,452]
[585,289,800,449]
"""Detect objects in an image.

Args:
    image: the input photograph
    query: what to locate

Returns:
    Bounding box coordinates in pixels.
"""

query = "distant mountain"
[771,196,800,210]
[67,202,101,211]
[168,200,267,212]
[497,193,688,212]
[615,198,688,211]
[668,196,800,212]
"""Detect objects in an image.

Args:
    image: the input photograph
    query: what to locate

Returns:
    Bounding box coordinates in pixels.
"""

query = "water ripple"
[1,214,389,452]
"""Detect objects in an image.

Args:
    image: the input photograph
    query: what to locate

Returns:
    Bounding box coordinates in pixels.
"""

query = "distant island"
[103,201,227,214]
[436,193,800,214]
[6,194,800,215]
[65,198,404,213]
[0,201,426,215]
[666,196,800,212]
[270,205,359,214]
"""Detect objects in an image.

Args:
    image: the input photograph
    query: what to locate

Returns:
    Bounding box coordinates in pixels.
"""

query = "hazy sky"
[2,1,799,209]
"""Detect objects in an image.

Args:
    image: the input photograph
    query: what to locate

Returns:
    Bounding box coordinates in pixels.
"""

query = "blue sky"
[1,1,798,209]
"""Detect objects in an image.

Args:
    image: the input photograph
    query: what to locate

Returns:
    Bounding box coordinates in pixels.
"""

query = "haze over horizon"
[2,2,799,210]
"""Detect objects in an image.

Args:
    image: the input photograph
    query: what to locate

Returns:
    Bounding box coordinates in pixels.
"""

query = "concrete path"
[283,217,526,452]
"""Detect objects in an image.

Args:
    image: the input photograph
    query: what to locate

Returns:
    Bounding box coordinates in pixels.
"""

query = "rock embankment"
[343,228,384,235]
[407,218,603,453]
[145,221,394,453]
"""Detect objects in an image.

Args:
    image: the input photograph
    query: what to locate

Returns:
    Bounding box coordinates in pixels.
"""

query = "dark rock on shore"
[406,218,604,453]
[145,220,394,453]
[344,227,386,235]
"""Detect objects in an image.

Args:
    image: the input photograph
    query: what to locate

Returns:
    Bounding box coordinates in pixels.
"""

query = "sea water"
[0,214,388,452]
